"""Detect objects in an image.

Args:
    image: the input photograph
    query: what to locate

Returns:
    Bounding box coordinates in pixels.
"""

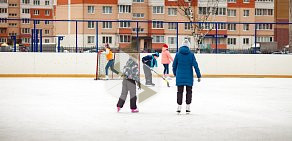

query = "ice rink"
[0,78,292,141]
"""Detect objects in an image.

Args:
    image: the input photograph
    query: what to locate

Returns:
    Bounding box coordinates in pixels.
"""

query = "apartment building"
[54,0,276,51]
[275,0,289,49]
[0,0,55,47]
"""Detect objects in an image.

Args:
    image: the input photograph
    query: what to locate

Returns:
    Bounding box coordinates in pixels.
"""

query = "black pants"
[143,64,152,84]
[163,64,169,74]
[177,86,192,105]
[117,79,137,109]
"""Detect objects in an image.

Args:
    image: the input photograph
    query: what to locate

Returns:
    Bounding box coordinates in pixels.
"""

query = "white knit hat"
[181,39,190,47]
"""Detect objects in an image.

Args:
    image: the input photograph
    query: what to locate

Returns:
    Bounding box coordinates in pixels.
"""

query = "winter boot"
[176,105,182,114]
[186,104,191,114]
[131,109,139,113]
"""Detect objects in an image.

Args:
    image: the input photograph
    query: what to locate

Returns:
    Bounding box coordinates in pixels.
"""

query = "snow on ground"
[0,78,292,141]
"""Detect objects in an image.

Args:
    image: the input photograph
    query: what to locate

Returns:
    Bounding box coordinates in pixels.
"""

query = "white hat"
[181,39,190,47]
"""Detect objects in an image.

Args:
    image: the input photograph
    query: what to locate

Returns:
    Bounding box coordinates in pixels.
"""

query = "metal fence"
[0,18,291,54]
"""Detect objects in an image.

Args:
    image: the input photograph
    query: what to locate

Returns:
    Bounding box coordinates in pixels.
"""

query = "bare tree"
[169,0,219,51]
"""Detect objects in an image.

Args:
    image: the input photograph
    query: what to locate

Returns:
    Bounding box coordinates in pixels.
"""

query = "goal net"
[95,51,140,80]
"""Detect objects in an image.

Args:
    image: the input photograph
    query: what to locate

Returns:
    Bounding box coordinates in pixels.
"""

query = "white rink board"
[0,53,292,76]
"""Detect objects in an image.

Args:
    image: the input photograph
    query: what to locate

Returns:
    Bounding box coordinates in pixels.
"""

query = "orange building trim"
[165,0,197,7]
[119,28,132,34]
[30,9,53,19]
[228,0,255,8]
[70,0,118,4]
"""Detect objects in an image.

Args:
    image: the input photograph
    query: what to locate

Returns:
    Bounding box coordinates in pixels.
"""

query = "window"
[22,19,30,24]
[243,0,250,2]
[152,36,164,43]
[153,6,164,14]
[119,35,131,43]
[45,21,50,25]
[227,38,236,45]
[9,13,17,17]
[44,30,49,34]
[132,28,144,32]
[152,21,163,29]
[22,38,30,43]
[0,19,7,23]
[9,4,17,7]
[102,22,112,29]
[88,36,94,44]
[228,24,236,31]
[255,0,273,2]
[255,9,273,16]
[34,10,39,15]
[184,37,191,44]
[22,0,30,4]
[218,23,226,30]
[185,23,192,30]
[102,6,112,14]
[21,28,30,34]
[228,0,236,2]
[216,8,226,16]
[119,21,130,28]
[9,23,17,26]
[168,8,177,16]
[22,8,30,14]
[227,9,236,16]
[168,23,177,30]
[9,33,17,36]
[0,38,7,43]
[0,8,7,13]
[243,10,249,17]
[102,36,112,44]
[243,38,249,45]
[88,21,94,29]
[45,10,50,16]
[44,39,50,43]
[243,24,249,31]
[88,6,94,14]
[256,24,272,30]
[119,5,131,13]
[256,36,273,42]
[133,0,144,2]
[33,0,40,5]
[35,20,40,24]
[168,37,177,45]
[45,0,49,5]
[133,13,144,18]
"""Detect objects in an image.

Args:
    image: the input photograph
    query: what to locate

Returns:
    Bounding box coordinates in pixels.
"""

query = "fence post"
[176,22,179,52]
[215,23,218,54]
[96,21,98,53]
[136,21,139,52]
[35,29,38,52]
[12,36,16,52]
[33,20,36,52]
[31,29,34,52]
[75,21,78,53]
[40,29,42,52]
[254,23,257,54]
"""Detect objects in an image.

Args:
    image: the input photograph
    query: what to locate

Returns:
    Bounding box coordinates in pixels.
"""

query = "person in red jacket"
[161,44,173,79]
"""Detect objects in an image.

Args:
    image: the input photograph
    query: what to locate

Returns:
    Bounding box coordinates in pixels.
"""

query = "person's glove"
[198,78,201,82]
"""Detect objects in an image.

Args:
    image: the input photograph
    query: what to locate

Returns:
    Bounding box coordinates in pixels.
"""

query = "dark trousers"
[117,79,137,109]
[105,60,119,75]
[177,86,193,105]
[143,64,152,84]
[163,64,169,74]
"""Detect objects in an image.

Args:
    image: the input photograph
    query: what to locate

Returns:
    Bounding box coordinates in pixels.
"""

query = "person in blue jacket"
[172,39,201,114]
[142,52,159,86]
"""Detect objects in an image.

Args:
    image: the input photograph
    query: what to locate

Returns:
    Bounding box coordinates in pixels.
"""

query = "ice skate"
[117,107,121,112]
[176,105,181,114]
[145,82,155,86]
[131,109,139,113]
[186,104,191,114]
[105,75,109,80]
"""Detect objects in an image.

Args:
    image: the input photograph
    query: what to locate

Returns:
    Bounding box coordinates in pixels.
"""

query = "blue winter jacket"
[142,55,157,68]
[172,46,201,86]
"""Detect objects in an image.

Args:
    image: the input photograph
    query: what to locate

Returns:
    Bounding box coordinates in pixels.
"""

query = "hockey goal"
[95,51,141,80]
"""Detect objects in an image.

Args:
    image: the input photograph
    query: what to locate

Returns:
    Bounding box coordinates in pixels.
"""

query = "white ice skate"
[105,75,109,80]
[176,105,182,114]
[186,104,191,114]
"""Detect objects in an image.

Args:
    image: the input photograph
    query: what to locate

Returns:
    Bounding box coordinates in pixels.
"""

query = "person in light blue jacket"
[172,39,201,114]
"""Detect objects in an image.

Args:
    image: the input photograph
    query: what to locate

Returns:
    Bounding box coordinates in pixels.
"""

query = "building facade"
[0,0,277,52]
[0,0,55,47]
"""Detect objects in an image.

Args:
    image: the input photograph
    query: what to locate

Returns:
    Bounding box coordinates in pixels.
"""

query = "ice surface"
[0,78,292,141]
